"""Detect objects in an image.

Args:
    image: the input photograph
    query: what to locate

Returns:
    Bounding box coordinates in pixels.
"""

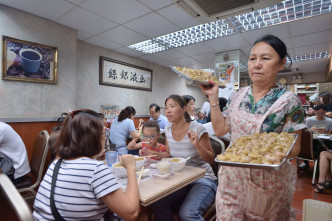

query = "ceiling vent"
[174,0,282,23]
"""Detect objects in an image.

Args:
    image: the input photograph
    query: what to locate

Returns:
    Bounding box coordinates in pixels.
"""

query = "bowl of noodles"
[162,157,188,172]
[111,162,127,177]
[134,156,145,169]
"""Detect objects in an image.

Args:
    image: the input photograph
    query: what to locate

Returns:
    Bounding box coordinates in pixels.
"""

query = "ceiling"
[1,0,331,76]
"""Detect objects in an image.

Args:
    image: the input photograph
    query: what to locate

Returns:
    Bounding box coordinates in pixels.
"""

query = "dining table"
[104,159,206,220]
[114,164,206,207]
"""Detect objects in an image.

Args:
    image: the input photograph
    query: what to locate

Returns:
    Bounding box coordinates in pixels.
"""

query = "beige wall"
[0,5,205,119]
[0,5,77,118]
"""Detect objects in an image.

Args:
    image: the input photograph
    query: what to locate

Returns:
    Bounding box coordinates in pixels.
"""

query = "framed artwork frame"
[2,35,58,84]
[99,56,152,91]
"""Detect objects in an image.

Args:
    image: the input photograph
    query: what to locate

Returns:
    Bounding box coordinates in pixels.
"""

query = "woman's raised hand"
[119,154,136,170]
[199,81,218,96]
[188,130,199,146]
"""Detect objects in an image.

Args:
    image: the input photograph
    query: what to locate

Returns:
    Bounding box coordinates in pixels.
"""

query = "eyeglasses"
[142,134,157,139]
[316,112,325,115]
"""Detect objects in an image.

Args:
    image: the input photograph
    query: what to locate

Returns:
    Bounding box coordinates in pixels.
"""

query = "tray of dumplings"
[171,66,226,88]
[215,132,298,170]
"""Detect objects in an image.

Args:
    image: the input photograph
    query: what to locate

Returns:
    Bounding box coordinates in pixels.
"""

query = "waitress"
[200,35,306,220]
[109,106,143,155]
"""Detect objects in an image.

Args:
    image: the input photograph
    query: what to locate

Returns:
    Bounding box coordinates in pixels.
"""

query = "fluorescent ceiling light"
[229,0,332,32]
[128,20,233,54]
[287,51,330,63]
[128,0,332,54]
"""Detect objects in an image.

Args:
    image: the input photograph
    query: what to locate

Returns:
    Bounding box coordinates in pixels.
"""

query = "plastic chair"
[296,128,318,185]
[202,135,225,221]
[16,130,50,200]
[0,174,34,221]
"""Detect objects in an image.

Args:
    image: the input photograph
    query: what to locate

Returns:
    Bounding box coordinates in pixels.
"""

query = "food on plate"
[217,132,295,165]
[135,157,144,161]
[173,66,226,87]
[170,158,181,162]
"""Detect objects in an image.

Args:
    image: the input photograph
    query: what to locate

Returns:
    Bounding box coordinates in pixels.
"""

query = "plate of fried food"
[215,132,298,170]
[171,66,226,88]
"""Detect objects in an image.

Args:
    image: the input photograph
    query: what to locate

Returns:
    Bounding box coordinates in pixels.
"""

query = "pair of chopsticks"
[137,166,144,185]
[142,155,157,158]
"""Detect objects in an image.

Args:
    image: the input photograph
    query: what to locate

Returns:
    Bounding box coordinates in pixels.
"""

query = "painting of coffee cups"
[2,36,57,84]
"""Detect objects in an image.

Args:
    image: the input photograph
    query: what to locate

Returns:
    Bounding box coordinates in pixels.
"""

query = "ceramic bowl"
[163,157,188,172]
[134,156,145,169]
[112,162,127,177]
[156,161,171,175]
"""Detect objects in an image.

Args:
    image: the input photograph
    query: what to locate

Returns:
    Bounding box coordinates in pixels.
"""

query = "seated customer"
[306,104,332,134]
[150,95,217,221]
[127,120,166,161]
[33,109,139,221]
[301,104,332,169]
[0,122,30,185]
[109,106,143,155]
[183,95,196,120]
[149,103,168,131]
[314,151,332,193]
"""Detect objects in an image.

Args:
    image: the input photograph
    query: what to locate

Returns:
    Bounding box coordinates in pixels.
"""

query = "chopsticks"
[142,155,157,158]
[137,166,144,185]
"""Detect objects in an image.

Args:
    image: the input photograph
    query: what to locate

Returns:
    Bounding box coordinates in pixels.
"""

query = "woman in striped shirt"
[33,109,139,221]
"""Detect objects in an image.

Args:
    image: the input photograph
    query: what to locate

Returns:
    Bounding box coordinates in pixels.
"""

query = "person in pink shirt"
[127,120,166,160]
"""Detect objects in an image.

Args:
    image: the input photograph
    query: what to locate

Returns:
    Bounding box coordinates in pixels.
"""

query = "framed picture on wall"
[99,56,152,91]
[1,35,58,84]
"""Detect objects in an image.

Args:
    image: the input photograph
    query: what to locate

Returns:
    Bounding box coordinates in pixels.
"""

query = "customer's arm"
[188,131,215,164]
[101,155,140,221]
[130,123,143,139]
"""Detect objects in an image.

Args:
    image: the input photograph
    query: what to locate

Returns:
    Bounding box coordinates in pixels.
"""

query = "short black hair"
[149,103,160,112]
[313,104,326,111]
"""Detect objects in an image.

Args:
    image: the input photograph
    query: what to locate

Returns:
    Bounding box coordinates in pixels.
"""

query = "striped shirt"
[33,157,120,220]
[166,121,217,181]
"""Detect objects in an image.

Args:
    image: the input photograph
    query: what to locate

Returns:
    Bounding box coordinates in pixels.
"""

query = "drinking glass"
[105,151,117,167]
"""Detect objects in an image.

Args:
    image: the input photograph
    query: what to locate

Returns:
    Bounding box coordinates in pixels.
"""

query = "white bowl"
[112,162,127,177]
[165,157,187,172]
[134,156,145,169]
[136,168,150,178]
[156,161,171,175]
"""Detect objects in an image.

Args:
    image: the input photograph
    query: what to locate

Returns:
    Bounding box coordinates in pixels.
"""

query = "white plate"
[152,172,172,179]
[150,163,157,169]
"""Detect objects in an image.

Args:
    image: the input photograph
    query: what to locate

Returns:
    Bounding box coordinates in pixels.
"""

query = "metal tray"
[215,134,298,171]
[170,66,226,88]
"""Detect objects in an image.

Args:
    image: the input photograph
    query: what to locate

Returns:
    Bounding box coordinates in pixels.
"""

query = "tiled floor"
[290,159,332,221]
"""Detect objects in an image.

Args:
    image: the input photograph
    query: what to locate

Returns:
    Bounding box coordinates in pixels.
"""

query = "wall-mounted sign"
[99,57,152,91]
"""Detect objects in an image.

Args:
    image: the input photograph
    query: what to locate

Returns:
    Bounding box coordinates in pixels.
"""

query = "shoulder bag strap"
[50,158,65,221]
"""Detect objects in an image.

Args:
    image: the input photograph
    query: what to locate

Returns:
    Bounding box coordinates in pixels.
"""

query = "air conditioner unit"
[173,0,282,23]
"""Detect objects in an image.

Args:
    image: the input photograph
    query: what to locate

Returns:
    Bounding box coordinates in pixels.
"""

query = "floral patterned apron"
[216,87,295,221]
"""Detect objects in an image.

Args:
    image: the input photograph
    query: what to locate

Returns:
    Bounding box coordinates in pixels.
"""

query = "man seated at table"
[0,122,30,185]
[300,104,332,170]
[306,104,332,134]
[149,103,168,132]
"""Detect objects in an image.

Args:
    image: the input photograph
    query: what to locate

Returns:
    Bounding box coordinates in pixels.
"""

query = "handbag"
[50,158,65,221]
[53,113,68,131]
